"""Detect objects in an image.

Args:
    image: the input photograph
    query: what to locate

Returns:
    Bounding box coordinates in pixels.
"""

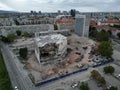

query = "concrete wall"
[34,35,67,63]
[35,29,71,37]
[35,42,40,63]
[57,23,74,30]
[0,24,54,35]
[58,38,67,55]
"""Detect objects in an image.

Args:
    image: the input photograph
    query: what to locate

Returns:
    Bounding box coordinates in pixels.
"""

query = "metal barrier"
[35,59,114,86]
[35,68,88,86]
[92,59,114,68]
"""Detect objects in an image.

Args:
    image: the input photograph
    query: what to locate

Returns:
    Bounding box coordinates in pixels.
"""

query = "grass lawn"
[0,51,13,90]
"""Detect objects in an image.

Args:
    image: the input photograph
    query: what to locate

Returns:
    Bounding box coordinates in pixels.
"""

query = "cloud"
[0,0,120,12]
[0,2,15,11]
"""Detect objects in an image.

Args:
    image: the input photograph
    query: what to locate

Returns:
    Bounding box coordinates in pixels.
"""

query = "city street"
[0,41,38,90]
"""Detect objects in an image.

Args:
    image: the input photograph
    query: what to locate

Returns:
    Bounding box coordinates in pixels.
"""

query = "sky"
[0,0,120,12]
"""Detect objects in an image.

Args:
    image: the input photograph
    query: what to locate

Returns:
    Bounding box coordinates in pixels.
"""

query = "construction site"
[11,33,95,84]
[34,34,67,63]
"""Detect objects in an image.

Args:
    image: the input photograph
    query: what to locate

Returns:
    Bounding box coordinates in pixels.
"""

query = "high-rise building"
[39,11,42,14]
[58,10,61,15]
[70,9,76,17]
[75,14,90,37]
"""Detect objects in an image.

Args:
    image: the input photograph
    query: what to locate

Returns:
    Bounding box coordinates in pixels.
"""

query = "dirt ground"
[22,34,96,83]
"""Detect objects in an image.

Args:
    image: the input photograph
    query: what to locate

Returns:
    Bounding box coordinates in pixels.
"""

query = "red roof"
[101,19,120,24]
[90,19,97,26]
[90,19,120,31]
[55,18,74,24]
[94,25,118,31]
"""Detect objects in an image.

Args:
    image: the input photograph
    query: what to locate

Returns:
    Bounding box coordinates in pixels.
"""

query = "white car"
[14,86,18,90]
[116,74,120,78]
[114,74,120,78]
[71,82,78,88]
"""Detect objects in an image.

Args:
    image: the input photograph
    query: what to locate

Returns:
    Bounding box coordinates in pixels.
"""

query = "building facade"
[34,34,67,63]
[0,24,54,36]
[55,15,75,30]
[75,15,90,37]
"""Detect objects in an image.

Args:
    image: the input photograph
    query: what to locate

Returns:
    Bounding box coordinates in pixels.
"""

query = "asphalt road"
[97,64,120,90]
[0,42,38,90]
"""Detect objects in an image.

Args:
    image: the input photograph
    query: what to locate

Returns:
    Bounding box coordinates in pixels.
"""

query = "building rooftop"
[56,15,72,20]
[35,34,67,47]
[75,14,86,18]
[90,19,120,31]
[55,18,74,24]
[101,19,120,24]
[90,19,97,26]
[94,25,118,31]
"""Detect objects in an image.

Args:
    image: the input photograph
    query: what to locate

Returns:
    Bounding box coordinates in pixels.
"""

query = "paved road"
[88,79,103,90]
[97,64,120,90]
[0,42,38,90]
[39,70,91,90]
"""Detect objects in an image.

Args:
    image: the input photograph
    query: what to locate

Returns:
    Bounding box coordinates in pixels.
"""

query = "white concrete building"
[0,24,54,36]
[34,34,67,63]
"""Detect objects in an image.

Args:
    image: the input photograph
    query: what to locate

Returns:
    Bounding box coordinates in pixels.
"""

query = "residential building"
[55,15,75,30]
[75,14,90,37]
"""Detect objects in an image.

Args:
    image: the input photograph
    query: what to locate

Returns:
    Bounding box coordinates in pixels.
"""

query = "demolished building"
[34,34,67,63]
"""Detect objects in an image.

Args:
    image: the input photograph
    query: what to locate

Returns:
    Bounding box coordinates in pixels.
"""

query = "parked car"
[76,64,84,68]
[107,84,112,89]
[71,82,78,88]
[114,74,120,78]
[82,46,88,49]
[97,83,102,87]
[14,86,18,90]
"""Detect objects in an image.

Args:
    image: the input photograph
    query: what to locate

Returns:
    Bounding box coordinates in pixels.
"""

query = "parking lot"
[88,80,103,90]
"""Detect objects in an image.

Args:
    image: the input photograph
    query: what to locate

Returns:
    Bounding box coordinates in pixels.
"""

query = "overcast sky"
[0,0,120,12]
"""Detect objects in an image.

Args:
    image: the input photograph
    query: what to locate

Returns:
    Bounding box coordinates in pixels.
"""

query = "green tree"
[97,77,106,85]
[89,29,98,38]
[16,30,21,36]
[108,30,112,36]
[54,24,58,30]
[89,28,110,41]
[103,66,115,74]
[91,70,101,80]
[98,41,113,58]
[89,26,97,31]
[97,30,110,41]
[19,47,28,59]
[1,34,16,43]
[23,32,30,37]
[89,26,98,38]
[79,82,89,90]
[1,36,9,43]
[117,32,120,39]
[0,51,13,90]
[14,19,20,25]
[91,70,106,85]
[7,34,16,42]
[109,86,118,90]
[112,25,120,28]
